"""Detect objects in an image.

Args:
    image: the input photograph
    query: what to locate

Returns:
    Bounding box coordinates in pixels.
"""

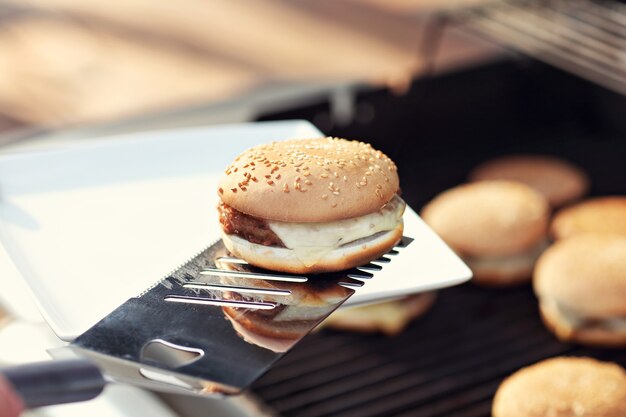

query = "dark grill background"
[253,60,626,417]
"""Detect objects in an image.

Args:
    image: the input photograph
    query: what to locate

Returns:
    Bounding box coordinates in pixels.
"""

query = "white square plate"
[0,121,470,341]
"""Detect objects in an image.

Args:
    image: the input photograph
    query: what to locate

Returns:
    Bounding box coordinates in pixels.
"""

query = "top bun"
[218,137,399,222]
[469,155,588,208]
[493,357,626,417]
[534,234,626,318]
[550,197,626,240]
[421,181,549,257]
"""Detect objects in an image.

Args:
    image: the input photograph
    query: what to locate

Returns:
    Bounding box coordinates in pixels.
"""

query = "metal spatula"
[1,236,427,408]
[0,228,470,406]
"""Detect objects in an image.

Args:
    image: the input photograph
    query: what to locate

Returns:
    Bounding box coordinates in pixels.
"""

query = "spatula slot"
[183,282,291,296]
[141,339,204,368]
[164,295,276,310]
[200,268,307,283]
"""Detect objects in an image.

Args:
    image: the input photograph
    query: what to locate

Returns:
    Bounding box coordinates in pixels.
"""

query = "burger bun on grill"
[421,181,549,286]
[469,155,588,208]
[550,196,626,240]
[533,234,626,347]
[492,357,626,417]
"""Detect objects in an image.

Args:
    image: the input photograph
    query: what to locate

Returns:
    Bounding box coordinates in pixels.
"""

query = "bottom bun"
[321,292,437,336]
[539,302,626,348]
[221,224,403,274]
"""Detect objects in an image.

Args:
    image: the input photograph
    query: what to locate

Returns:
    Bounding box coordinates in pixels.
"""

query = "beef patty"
[218,201,286,247]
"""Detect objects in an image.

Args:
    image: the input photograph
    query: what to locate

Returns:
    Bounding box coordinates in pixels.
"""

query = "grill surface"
[455,0,626,95]
[254,59,626,417]
[253,284,626,417]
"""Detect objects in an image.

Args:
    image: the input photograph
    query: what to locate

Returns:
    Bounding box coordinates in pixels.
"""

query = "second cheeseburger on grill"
[218,137,404,274]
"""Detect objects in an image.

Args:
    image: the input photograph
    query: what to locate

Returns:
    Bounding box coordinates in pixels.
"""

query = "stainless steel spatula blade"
[52,240,361,396]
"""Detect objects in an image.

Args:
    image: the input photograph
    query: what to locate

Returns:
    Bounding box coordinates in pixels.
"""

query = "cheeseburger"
[469,154,589,209]
[550,196,626,240]
[534,234,626,347]
[421,181,550,286]
[493,357,626,417]
[217,138,404,274]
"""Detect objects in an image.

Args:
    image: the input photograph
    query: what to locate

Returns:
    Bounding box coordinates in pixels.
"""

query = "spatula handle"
[1,359,105,408]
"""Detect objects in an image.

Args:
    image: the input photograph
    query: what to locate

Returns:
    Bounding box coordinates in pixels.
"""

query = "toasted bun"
[534,234,626,318]
[550,197,626,240]
[469,155,588,208]
[421,181,549,257]
[221,223,403,274]
[539,300,626,347]
[218,137,399,222]
[493,357,626,417]
[322,292,437,336]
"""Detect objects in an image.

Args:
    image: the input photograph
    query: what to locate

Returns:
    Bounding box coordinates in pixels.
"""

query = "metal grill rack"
[450,0,626,95]
[253,284,626,417]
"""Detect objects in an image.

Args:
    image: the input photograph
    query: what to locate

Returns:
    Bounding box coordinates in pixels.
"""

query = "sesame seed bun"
[534,235,626,346]
[321,292,437,336]
[550,197,626,240]
[421,181,549,258]
[469,155,589,208]
[492,357,626,417]
[218,137,399,223]
[220,224,403,274]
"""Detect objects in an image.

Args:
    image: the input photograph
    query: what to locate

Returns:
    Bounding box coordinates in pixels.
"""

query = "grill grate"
[451,0,626,95]
[252,283,626,417]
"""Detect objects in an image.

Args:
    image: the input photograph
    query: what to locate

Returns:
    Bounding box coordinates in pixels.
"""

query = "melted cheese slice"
[268,195,405,267]
[541,298,626,332]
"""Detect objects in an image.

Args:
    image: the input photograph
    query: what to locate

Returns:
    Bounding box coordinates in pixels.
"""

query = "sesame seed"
[376,189,383,199]
[334,172,339,178]
[218,188,224,194]
[331,203,338,208]
[365,171,372,176]
[321,173,328,178]
[322,194,328,199]
[283,184,290,193]
[333,191,340,196]
[376,184,382,189]
[305,180,312,185]
[300,188,308,192]
[251,177,258,182]
[231,188,237,193]
[295,176,301,182]
[295,182,301,190]
[303,172,311,176]
[343,176,347,181]
[241,187,247,191]
[275,174,281,180]
[233,168,238,172]
[360,181,367,186]
[267,180,275,186]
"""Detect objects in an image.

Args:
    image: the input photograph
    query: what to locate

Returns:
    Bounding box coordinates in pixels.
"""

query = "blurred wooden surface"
[0,0,497,128]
